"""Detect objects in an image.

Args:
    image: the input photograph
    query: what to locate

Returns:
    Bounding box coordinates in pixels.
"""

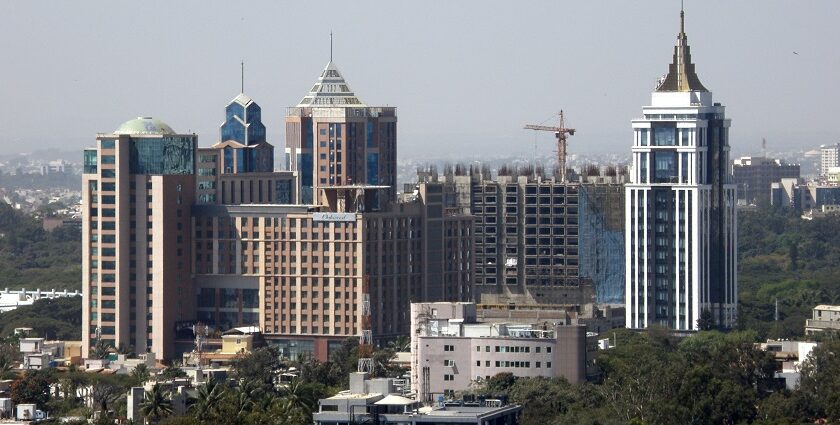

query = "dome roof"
[114,117,176,135]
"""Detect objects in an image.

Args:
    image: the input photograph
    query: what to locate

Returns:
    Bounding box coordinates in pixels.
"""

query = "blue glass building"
[218,93,274,173]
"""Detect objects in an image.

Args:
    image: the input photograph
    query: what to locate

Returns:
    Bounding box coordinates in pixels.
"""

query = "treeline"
[0,297,82,340]
[0,201,81,291]
[0,171,81,191]
[470,329,840,424]
[738,207,840,338]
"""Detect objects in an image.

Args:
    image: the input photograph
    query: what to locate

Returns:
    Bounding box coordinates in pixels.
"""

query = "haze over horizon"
[1,1,838,162]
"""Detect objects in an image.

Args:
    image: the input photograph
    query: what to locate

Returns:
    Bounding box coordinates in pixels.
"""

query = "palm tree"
[91,339,111,360]
[278,378,317,417]
[139,383,173,424]
[116,343,136,357]
[132,364,151,384]
[228,388,255,420]
[189,377,225,422]
[389,335,411,352]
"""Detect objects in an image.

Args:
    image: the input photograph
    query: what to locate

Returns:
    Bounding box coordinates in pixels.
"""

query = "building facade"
[732,156,800,205]
[83,84,471,361]
[820,143,840,177]
[625,11,737,330]
[82,117,197,359]
[770,178,840,211]
[805,305,840,334]
[410,302,588,402]
[285,61,397,204]
[416,166,626,306]
[314,372,522,425]
[191,185,473,360]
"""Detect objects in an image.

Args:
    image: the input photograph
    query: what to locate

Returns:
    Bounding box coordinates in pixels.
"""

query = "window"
[443,374,454,381]
[547,362,552,368]
[546,346,552,353]
[444,359,455,367]
[443,344,455,352]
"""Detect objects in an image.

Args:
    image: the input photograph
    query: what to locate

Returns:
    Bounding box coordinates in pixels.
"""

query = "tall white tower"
[625,9,737,330]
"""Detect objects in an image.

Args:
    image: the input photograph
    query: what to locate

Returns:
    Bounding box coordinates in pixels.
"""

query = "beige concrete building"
[192,184,473,361]
[82,117,196,360]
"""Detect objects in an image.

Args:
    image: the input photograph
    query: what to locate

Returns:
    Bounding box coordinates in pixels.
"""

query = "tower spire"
[655,6,708,92]
[240,61,244,93]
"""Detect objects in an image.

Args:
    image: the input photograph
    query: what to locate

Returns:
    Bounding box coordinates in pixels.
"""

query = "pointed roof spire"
[296,35,366,107]
[655,6,708,92]
[241,60,245,93]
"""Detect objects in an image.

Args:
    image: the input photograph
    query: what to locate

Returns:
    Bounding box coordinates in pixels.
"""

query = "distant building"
[820,143,840,177]
[313,372,522,425]
[0,288,82,313]
[771,179,840,211]
[410,302,590,403]
[805,304,840,334]
[42,216,82,232]
[731,156,799,205]
[756,339,818,390]
[625,10,737,330]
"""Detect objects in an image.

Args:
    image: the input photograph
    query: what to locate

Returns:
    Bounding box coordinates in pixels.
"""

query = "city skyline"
[1,1,838,162]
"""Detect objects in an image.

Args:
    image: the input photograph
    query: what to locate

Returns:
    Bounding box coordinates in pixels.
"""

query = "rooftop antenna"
[330,32,334,62]
[240,60,244,93]
[762,138,767,158]
[680,0,685,34]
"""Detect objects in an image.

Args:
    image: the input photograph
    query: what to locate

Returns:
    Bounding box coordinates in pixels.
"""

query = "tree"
[697,309,715,331]
[277,378,319,417]
[91,382,122,417]
[132,364,151,384]
[91,339,111,360]
[797,340,840,421]
[10,369,54,407]
[230,346,282,386]
[189,377,226,422]
[158,363,187,381]
[140,383,174,424]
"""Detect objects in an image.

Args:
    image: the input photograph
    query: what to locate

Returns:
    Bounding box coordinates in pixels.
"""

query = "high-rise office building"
[285,61,397,204]
[625,10,737,330]
[82,117,197,360]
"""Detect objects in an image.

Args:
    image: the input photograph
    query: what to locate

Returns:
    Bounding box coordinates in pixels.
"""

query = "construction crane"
[524,110,576,182]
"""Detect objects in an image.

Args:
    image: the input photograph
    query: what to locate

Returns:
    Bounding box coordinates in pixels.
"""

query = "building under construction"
[413,163,626,305]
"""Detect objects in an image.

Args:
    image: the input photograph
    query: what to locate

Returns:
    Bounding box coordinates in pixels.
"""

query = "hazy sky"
[1,1,838,162]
